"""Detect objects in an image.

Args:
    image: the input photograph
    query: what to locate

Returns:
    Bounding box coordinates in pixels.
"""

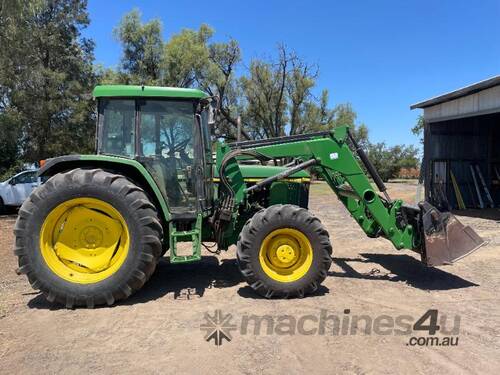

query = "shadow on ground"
[237,284,330,299]
[26,251,475,310]
[329,253,478,290]
[28,256,246,310]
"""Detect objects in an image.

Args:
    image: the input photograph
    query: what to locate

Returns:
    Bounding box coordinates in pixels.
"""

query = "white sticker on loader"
[330,152,339,160]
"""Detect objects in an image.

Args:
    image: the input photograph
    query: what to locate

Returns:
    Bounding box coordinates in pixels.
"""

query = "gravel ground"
[0,181,499,374]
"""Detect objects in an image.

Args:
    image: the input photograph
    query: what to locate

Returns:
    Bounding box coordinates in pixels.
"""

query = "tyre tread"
[237,204,332,299]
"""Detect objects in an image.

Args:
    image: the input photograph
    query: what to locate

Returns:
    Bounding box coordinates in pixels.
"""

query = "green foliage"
[238,45,369,141]
[0,110,22,178]
[114,9,163,84]
[0,0,96,168]
[412,114,425,143]
[240,52,290,138]
[366,142,420,182]
[112,11,244,139]
[0,160,25,182]
[110,11,373,143]
[162,25,213,87]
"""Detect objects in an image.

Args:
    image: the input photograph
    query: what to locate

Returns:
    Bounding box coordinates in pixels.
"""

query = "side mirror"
[208,103,218,126]
[8,179,16,185]
[206,96,219,126]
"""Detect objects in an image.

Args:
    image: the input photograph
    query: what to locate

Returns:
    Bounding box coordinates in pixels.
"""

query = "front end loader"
[13,85,485,307]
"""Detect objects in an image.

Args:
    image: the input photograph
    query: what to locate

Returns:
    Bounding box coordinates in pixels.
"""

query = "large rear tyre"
[14,168,163,308]
[237,204,332,298]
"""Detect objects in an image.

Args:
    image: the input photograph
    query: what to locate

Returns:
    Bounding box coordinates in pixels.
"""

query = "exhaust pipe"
[418,201,486,266]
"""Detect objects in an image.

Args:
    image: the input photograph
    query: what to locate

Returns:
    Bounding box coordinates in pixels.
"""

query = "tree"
[0,0,96,164]
[111,14,370,143]
[161,25,212,87]
[411,114,424,144]
[330,103,369,147]
[0,110,22,178]
[366,142,419,181]
[113,11,246,139]
[286,52,318,136]
[238,45,369,143]
[114,9,163,84]
[200,39,246,140]
[240,45,319,139]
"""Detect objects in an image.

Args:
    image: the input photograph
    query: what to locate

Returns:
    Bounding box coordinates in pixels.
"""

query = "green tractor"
[14,85,485,308]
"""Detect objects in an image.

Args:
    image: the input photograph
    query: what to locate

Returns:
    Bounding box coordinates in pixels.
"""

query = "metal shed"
[411,75,500,210]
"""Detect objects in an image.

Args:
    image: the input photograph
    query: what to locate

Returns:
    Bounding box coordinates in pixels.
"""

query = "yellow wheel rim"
[39,198,130,284]
[259,228,313,282]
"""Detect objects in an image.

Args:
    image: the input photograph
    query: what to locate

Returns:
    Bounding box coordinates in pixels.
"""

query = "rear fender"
[39,155,171,224]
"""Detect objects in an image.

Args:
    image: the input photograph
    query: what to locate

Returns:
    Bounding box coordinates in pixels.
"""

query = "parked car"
[0,170,41,213]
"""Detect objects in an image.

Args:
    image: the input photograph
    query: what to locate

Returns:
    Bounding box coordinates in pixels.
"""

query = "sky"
[85,0,500,147]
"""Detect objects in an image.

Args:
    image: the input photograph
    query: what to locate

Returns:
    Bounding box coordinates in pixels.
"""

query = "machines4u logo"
[200,310,238,346]
[201,309,460,347]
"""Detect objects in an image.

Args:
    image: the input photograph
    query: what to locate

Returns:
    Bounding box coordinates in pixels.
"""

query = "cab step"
[168,214,202,264]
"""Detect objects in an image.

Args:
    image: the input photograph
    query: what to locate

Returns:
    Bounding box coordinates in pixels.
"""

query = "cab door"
[138,99,199,216]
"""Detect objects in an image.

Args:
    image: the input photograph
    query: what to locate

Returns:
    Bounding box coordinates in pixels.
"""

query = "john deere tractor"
[14,85,485,307]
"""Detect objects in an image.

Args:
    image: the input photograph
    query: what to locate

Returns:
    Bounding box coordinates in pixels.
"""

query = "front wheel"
[14,168,163,308]
[237,204,332,298]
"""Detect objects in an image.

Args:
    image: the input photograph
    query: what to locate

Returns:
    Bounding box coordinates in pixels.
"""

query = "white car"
[0,170,41,212]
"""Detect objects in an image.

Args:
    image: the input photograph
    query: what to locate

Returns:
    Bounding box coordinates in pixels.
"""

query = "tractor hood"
[214,164,310,182]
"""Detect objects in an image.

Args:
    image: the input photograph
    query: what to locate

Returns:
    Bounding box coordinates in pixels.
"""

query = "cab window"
[99,99,136,157]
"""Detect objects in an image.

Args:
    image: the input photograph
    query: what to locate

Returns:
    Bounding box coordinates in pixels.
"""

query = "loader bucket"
[418,202,486,267]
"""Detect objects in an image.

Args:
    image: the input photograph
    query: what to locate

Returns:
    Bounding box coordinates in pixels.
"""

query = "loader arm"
[216,126,485,266]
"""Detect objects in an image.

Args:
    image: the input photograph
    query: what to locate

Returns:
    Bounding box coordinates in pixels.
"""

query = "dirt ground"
[1,181,499,374]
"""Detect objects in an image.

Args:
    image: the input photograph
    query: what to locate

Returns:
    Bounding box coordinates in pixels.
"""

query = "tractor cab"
[94,85,215,219]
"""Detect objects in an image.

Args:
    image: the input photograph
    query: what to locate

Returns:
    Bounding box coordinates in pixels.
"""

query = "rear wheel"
[14,168,163,308]
[237,204,332,298]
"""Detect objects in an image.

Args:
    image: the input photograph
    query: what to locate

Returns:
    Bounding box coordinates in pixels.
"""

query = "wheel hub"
[259,228,313,282]
[80,226,104,248]
[40,198,130,284]
[276,244,295,264]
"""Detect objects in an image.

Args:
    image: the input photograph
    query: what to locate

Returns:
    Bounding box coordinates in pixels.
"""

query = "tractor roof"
[93,85,209,99]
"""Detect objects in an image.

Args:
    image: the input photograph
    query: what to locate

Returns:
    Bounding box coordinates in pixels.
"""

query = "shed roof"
[410,75,500,109]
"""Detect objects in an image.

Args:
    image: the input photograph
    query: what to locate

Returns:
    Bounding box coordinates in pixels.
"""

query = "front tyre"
[237,204,332,298]
[14,168,163,308]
